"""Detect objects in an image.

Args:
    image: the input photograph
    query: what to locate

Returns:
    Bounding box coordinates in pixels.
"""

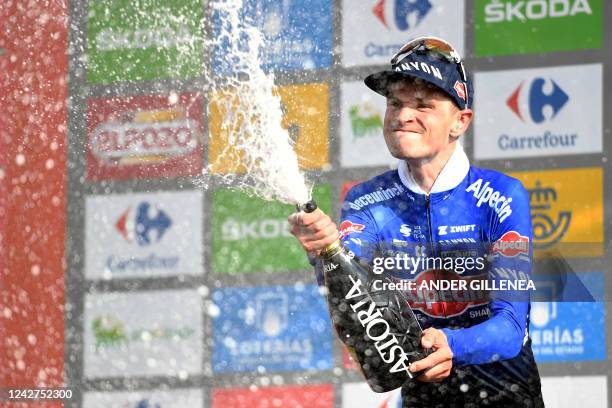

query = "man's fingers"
[297,209,325,227]
[421,328,438,348]
[410,348,452,373]
[416,362,452,383]
[302,235,338,253]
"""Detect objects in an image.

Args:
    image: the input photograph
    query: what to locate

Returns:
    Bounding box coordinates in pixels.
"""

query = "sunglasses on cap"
[390,36,469,108]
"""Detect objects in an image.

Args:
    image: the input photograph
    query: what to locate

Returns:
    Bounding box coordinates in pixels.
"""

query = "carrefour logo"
[506,78,569,124]
[372,0,432,30]
[115,202,172,246]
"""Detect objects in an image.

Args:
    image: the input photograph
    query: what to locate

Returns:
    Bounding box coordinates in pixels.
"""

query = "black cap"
[364,37,473,109]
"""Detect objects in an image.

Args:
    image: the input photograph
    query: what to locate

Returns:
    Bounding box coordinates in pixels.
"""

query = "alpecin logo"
[372,0,432,31]
[339,220,366,240]
[493,231,530,258]
[115,202,172,246]
[528,180,571,249]
[506,78,569,124]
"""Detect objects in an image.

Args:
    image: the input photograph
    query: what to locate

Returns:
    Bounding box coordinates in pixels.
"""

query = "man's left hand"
[409,328,453,382]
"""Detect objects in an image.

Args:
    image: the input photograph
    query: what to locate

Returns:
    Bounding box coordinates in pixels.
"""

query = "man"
[289,37,543,407]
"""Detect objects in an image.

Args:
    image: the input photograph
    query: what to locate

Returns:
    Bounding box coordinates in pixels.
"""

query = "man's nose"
[396,106,417,122]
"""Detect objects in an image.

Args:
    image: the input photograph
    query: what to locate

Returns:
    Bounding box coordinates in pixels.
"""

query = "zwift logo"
[115,202,172,246]
[506,78,569,124]
[372,0,432,30]
[528,180,571,249]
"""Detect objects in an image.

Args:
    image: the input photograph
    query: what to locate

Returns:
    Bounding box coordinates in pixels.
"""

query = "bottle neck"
[320,240,342,259]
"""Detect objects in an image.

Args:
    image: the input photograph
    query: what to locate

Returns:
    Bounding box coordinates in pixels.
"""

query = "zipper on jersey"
[425,195,433,244]
[426,194,447,318]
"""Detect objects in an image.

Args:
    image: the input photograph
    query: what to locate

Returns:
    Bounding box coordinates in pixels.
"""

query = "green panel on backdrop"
[212,185,333,274]
[87,0,204,83]
[474,0,602,56]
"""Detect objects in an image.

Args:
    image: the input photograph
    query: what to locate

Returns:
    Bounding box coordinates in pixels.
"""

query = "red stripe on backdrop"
[0,0,68,403]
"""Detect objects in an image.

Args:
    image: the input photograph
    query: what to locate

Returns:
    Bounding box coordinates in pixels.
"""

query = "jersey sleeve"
[311,185,380,286]
[442,180,532,365]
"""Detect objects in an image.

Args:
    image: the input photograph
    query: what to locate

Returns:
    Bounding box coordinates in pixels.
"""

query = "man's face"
[383,79,462,162]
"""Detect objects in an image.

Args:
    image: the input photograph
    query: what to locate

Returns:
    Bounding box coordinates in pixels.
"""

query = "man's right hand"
[288,208,338,256]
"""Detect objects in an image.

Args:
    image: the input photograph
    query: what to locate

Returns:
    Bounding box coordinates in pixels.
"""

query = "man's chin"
[388,144,432,161]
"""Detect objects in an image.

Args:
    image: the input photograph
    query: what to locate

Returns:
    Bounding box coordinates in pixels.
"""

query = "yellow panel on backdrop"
[509,167,603,258]
[208,83,329,174]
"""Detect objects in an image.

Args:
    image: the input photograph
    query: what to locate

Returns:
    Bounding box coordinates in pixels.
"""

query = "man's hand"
[288,209,338,256]
[409,328,453,382]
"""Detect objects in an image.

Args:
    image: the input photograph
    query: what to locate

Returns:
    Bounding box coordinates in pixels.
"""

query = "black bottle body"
[320,241,430,393]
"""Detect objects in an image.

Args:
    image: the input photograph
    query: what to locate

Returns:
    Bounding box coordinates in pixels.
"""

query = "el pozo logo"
[90,108,199,165]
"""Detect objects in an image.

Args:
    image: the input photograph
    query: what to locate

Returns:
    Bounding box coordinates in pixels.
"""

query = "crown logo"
[528,181,557,210]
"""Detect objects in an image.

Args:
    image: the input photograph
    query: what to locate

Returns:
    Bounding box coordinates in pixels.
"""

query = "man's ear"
[449,109,473,137]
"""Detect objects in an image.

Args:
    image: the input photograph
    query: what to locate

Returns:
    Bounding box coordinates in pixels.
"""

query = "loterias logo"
[115,202,172,246]
[373,0,432,30]
[530,301,605,362]
[211,285,332,373]
[528,181,571,249]
[506,78,569,124]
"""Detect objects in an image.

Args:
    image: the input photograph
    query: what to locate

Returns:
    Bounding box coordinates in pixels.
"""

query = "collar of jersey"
[397,142,470,196]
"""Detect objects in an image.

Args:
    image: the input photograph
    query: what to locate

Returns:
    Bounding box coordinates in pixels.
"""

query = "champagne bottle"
[297,200,430,393]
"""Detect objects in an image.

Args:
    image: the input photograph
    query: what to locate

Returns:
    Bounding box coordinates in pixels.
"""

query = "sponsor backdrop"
[213,0,333,72]
[86,93,204,180]
[4,0,607,407]
[508,167,604,258]
[82,389,205,408]
[83,290,203,378]
[474,64,603,160]
[341,0,465,66]
[85,190,204,279]
[211,284,332,373]
[211,184,332,273]
[208,82,330,173]
[530,272,606,363]
[86,0,205,83]
[474,0,603,56]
